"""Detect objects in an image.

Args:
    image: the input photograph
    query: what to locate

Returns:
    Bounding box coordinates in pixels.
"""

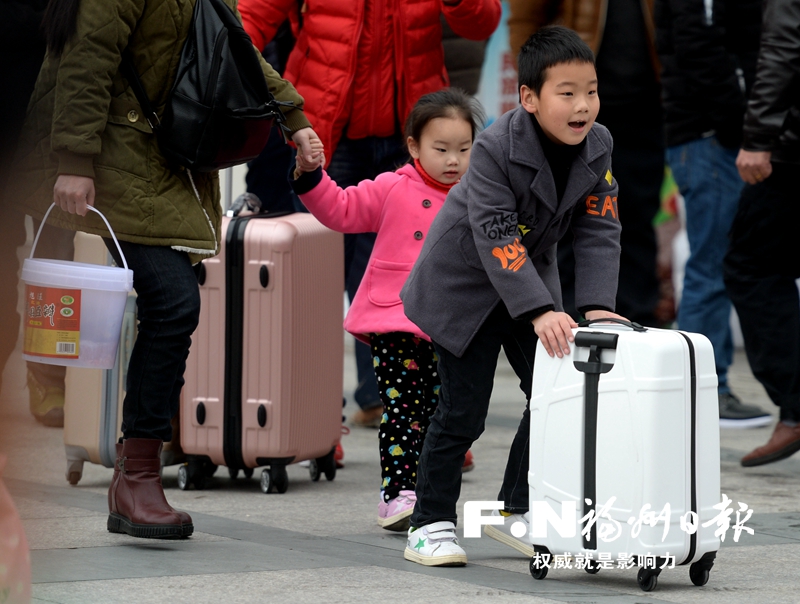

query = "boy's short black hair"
[518,25,596,96]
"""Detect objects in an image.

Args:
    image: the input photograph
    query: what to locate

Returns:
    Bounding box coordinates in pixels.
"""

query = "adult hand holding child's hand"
[292,127,325,174]
[532,310,578,358]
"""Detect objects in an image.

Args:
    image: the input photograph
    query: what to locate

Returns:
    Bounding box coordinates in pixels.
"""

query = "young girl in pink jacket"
[292,89,484,531]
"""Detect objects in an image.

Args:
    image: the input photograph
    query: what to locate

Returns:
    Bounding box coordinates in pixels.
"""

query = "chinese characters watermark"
[464,494,755,543]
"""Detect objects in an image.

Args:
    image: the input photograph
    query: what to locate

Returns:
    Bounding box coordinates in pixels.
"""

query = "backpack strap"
[119,52,161,131]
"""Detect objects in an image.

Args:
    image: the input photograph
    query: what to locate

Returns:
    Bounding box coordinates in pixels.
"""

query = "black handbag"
[121,0,290,172]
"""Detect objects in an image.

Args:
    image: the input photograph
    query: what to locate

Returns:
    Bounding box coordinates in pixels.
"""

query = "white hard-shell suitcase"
[527,319,721,592]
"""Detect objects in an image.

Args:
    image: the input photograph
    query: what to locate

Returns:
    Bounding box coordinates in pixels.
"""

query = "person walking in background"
[9,0,322,539]
[400,27,624,566]
[654,0,771,428]
[724,0,800,465]
[441,17,489,95]
[239,0,502,430]
[293,89,484,532]
[508,0,663,327]
[0,0,75,428]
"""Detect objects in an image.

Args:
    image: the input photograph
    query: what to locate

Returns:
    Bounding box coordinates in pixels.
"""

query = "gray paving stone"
[2,322,798,603]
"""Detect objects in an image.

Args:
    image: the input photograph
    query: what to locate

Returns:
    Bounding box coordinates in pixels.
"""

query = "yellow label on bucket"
[23,286,81,359]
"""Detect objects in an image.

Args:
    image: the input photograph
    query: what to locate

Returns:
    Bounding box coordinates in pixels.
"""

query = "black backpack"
[121,0,288,172]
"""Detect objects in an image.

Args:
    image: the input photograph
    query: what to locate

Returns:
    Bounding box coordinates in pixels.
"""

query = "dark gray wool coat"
[400,106,622,357]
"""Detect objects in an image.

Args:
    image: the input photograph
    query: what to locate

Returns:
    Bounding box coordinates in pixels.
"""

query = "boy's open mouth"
[569,120,587,129]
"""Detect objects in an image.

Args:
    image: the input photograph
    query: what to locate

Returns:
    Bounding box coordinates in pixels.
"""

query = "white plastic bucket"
[21,204,133,369]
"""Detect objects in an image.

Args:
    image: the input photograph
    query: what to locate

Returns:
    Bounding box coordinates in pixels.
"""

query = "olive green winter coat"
[10,0,310,260]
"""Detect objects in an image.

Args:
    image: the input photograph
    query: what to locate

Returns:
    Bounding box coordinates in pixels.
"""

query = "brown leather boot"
[109,440,192,527]
[108,442,123,513]
[108,438,193,538]
[741,422,800,467]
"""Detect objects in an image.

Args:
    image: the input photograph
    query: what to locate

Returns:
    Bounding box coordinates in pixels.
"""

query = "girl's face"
[407,116,473,185]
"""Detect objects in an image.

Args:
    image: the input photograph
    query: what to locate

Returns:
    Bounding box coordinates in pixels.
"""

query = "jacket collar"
[507,107,609,215]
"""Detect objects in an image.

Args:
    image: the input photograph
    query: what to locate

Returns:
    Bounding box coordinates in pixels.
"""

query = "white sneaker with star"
[483,509,534,556]
[403,521,467,566]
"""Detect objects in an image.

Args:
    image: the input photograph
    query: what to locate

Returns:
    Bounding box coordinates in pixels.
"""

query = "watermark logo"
[531,552,678,571]
[464,494,754,543]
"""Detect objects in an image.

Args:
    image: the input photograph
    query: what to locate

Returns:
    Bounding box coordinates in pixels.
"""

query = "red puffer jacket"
[239,0,501,159]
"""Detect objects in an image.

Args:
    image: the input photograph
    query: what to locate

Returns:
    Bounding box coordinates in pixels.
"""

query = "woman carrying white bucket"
[10,0,323,538]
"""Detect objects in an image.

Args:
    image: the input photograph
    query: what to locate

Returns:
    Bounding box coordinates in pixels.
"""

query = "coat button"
[422,199,432,208]
[127,110,139,123]
[414,231,423,240]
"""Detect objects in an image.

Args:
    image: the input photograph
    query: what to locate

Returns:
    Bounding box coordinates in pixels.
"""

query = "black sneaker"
[718,392,772,429]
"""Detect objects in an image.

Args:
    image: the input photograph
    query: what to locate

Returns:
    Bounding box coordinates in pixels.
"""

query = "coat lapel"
[507,109,559,214]
[557,127,610,216]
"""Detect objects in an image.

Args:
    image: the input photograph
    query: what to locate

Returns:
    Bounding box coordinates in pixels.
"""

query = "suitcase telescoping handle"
[574,329,619,551]
[577,317,647,332]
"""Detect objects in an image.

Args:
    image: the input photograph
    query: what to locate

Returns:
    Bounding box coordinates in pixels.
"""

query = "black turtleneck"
[532,115,586,204]
[518,115,596,323]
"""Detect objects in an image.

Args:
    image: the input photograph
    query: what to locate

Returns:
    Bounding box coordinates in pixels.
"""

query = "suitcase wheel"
[585,559,600,574]
[637,568,659,592]
[689,563,710,587]
[310,448,337,482]
[308,460,321,482]
[66,459,84,486]
[177,464,190,490]
[260,466,288,494]
[529,557,548,580]
[177,461,209,490]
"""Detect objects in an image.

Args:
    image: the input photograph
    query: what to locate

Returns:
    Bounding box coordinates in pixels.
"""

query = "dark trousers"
[723,164,800,422]
[370,332,439,502]
[327,135,410,411]
[410,302,538,527]
[559,99,664,325]
[104,240,201,441]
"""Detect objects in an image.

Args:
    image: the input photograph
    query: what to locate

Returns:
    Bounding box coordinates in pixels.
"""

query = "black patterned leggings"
[369,332,440,503]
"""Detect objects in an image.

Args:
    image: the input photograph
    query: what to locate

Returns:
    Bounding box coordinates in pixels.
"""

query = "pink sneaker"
[378,490,416,532]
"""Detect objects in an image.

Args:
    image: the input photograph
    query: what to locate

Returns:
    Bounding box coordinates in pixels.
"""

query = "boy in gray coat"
[400,26,624,567]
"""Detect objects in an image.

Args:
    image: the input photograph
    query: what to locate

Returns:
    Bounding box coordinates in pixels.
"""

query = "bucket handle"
[30,202,129,271]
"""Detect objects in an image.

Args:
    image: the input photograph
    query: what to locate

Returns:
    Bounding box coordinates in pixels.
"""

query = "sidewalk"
[2,330,799,604]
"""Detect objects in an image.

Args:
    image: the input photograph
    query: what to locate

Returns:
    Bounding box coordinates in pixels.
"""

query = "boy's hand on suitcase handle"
[532,311,578,358]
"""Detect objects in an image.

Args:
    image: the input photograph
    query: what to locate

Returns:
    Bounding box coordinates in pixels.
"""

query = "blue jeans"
[667,137,741,393]
[104,240,201,441]
[326,135,410,411]
[410,302,537,527]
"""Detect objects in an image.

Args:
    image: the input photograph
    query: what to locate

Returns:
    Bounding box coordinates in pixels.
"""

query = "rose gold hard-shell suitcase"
[181,213,344,493]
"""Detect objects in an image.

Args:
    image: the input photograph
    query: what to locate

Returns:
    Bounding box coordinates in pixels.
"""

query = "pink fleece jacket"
[298,164,447,343]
